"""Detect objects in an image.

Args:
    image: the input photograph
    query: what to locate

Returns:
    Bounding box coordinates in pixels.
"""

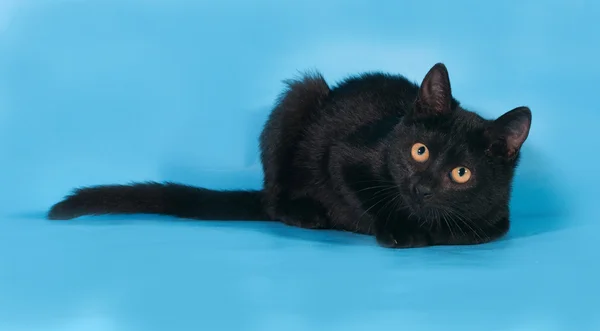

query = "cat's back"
[291,73,419,176]
[305,73,419,138]
[330,72,419,116]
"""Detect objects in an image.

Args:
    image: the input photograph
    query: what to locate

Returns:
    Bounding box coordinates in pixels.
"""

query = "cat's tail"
[47,182,271,221]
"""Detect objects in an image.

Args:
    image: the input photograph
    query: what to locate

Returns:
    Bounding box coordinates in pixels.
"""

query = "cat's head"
[388,63,532,221]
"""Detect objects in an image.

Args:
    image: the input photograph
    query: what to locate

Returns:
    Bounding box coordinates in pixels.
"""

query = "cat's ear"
[414,63,453,118]
[485,106,532,160]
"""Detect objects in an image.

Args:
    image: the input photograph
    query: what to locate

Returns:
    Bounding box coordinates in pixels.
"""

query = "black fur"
[48,63,532,248]
[48,182,268,221]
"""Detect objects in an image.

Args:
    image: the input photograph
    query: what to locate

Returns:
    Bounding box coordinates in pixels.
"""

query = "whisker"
[441,209,456,239]
[377,192,402,232]
[356,188,398,230]
[446,209,485,243]
[353,185,397,194]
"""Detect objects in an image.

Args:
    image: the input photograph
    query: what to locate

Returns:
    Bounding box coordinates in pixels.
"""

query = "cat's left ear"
[414,63,453,118]
[485,106,532,160]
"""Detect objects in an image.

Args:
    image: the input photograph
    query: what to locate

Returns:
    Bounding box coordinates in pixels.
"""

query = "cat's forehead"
[414,111,488,153]
[421,130,478,154]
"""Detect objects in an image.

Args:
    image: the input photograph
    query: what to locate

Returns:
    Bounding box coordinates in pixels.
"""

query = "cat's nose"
[412,184,433,200]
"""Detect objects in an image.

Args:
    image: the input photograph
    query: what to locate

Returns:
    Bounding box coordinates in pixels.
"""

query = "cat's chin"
[402,196,439,219]
[407,205,435,218]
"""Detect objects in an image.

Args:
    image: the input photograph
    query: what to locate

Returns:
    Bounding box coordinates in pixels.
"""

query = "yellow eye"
[411,143,429,162]
[450,167,471,184]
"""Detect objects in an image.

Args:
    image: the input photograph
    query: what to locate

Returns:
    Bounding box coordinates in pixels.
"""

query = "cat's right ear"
[485,106,532,160]
[413,63,453,119]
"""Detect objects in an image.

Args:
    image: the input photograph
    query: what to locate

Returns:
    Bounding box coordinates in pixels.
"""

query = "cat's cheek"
[388,159,415,188]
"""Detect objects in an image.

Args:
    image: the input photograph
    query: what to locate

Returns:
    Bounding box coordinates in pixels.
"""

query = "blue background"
[0,0,598,330]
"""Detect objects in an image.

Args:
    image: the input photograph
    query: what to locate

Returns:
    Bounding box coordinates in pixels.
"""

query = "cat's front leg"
[375,226,433,248]
[276,197,331,229]
[374,215,509,248]
[373,215,437,248]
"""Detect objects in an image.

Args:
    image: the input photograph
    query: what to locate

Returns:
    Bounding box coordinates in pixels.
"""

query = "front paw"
[375,231,431,248]
[280,216,326,229]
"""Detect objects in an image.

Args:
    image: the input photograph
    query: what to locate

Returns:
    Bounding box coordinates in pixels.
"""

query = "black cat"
[48,63,532,248]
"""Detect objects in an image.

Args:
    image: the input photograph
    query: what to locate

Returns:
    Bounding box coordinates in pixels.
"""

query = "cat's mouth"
[402,193,439,218]
[407,202,433,216]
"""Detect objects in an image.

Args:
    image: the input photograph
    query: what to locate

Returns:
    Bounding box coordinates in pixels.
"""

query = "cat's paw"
[280,216,326,229]
[375,231,431,248]
[277,197,329,229]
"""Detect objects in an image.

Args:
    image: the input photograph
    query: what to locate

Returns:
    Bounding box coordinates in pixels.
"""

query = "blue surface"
[1,0,599,330]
